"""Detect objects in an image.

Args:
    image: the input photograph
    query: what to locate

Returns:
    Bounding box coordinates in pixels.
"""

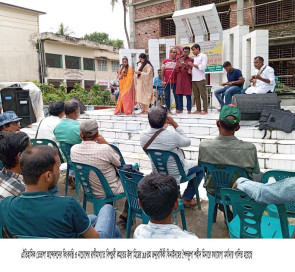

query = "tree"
[83,32,124,48]
[57,23,74,36]
[111,0,130,48]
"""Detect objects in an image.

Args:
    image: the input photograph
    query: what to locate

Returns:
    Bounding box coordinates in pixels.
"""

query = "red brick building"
[129,0,295,88]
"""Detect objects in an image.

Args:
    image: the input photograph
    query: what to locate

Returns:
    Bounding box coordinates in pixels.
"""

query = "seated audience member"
[0,132,29,201]
[214,61,244,107]
[70,119,128,227]
[0,111,21,132]
[153,69,165,105]
[36,101,65,141]
[233,177,295,204]
[53,99,81,145]
[134,173,197,239]
[243,56,275,94]
[199,105,260,196]
[140,106,203,207]
[0,145,122,238]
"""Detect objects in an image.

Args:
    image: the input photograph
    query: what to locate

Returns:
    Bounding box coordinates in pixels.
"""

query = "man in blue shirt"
[153,69,165,106]
[214,61,244,107]
[0,145,122,238]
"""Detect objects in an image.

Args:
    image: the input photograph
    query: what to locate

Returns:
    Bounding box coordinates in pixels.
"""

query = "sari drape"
[114,66,136,115]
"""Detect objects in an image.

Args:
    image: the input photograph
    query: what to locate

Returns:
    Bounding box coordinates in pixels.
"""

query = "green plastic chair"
[201,162,248,238]
[59,142,78,196]
[221,188,295,238]
[72,162,125,216]
[110,144,126,165]
[146,149,201,210]
[262,170,295,218]
[30,139,65,164]
[118,169,187,238]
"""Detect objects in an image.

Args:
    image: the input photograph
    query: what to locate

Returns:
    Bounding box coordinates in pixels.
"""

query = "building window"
[98,60,108,71]
[269,44,295,88]
[45,53,63,68]
[255,0,295,25]
[65,55,81,69]
[112,61,120,72]
[191,0,230,30]
[83,58,95,71]
[161,16,176,37]
[84,80,96,91]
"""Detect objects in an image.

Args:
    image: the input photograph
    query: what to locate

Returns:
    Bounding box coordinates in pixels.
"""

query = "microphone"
[136,61,140,65]
[175,55,184,61]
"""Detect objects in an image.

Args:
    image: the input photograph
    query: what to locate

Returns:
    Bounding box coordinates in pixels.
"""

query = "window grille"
[65,55,81,69]
[112,61,120,72]
[161,16,176,37]
[45,53,63,68]
[83,58,95,71]
[98,60,108,71]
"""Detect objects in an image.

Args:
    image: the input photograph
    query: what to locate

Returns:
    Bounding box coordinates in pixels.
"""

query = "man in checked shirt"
[0,131,30,201]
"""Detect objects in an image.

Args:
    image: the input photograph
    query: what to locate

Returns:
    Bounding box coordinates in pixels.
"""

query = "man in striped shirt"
[0,131,30,201]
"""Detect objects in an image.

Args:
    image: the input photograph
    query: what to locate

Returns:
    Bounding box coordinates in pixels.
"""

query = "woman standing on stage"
[114,56,136,115]
[135,53,154,114]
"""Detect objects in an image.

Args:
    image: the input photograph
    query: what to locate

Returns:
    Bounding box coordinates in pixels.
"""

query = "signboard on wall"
[173,40,223,73]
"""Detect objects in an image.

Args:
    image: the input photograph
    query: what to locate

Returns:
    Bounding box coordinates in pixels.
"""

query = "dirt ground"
[57,173,229,239]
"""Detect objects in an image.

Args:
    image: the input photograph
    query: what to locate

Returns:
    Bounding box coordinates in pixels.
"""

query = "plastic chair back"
[201,162,248,199]
[110,144,126,165]
[59,142,73,168]
[73,162,116,200]
[30,139,64,163]
[146,149,187,183]
[118,169,145,218]
[221,188,290,238]
[262,170,295,216]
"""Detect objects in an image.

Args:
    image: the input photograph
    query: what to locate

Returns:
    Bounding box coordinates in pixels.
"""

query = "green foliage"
[275,81,293,93]
[34,82,114,106]
[83,32,124,48]
[57,23,74,36]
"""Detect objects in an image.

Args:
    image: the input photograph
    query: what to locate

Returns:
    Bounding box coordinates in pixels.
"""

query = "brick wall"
[136,19,161,48]
[255,21,295,40]
[135,0,175,20]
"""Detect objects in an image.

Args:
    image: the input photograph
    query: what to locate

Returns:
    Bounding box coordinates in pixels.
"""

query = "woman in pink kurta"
[175,46,193,114]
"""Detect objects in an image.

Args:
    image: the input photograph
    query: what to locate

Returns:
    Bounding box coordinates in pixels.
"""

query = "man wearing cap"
[198,105,260,197]
[0,111,21,132]
[70,119,125,198]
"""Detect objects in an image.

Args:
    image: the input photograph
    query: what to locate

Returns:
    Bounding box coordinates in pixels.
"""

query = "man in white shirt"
[188,44,208,115]
[36,101,65,141]
[134,173,198,239]
[244,56,275,94]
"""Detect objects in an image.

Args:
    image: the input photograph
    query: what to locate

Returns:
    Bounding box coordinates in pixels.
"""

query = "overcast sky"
[4,0,129,45]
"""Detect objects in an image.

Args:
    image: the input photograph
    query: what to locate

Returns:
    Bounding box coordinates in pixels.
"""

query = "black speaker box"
[1,87,36,128]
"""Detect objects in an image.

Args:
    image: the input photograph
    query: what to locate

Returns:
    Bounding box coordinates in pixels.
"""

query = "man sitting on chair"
[214,61,244,107]
[70,119,128,228]
[134,173,197,239]
[198,105,260,218]
[0,111,21,132]
[0,145,122,238]
[243,56,275,94]
[140,106,203,207]
[0,132,30,201]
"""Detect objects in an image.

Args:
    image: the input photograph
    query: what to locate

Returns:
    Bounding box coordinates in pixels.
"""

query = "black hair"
[219,119,239,131]
[138,173,178,220]
[191,44,201,51]
[138,53,154,78]
[254,56,264,62]
[64,99,79,115]
[49,101,65,116]
[20,145,57,185]
[148,106,167,129]
[157,69,161,72]
[0,131,30,169]
[223,61,232,68]
[183,46,190,51]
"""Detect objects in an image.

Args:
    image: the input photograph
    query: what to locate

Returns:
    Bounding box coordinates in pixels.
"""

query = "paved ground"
[57,173,229,239]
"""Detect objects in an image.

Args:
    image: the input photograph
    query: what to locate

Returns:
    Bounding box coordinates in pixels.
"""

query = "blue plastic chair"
[221,188,295,238]
[118,169,187,238]
[72,162,125,216]
[262,170,295,218]
[30,139,65,164]
[201,162,248,238]
[59,142,78,196]
[146,149,201,210]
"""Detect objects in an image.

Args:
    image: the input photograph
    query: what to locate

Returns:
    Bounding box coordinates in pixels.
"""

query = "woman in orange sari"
[114,57,136,115]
